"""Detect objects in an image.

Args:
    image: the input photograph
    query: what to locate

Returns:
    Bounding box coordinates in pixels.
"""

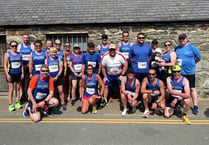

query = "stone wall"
[2,22,209,98]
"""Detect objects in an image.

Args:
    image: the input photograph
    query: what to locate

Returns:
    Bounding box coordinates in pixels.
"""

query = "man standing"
[151,39,159,53]
[175,33,201,115]
[101,44,127,106]
[129,32,154,83]
[97,34,109,58]
[17,34,35,104]
[117,31,134,67]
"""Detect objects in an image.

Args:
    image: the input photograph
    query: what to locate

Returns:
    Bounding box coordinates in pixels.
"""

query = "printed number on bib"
[11,62,21,69]
[22,55,30,61]
[126,90,135,97]
[172,89,182,98]
[88,61,96,68]
[138,62,147,69]
[35,64,42,71]
[176,59,182,66]
[86,88,95,95]
[36,93,47,100]
[122,52,129,59]
[49,65,58,72]
[151,61,157,68]
[74,64,82,72]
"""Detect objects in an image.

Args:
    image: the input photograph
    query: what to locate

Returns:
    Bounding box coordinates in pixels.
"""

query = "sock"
[194,106,198,109]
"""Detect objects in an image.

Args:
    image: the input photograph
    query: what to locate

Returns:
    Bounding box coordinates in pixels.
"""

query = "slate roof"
[0,0,209,26]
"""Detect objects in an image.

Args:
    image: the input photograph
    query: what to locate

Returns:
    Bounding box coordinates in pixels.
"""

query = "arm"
[57,58,63,77]
[117,42,121,51]
[4,53,11,81]
[133,79,140,100]
[121,61,128,76]
[98,63,101,74]
[31,43,35,51]
[21,55,24,80]
[63,52,68,75]
[96,74,104,95]
[121,77,127,95]
[141,78,152,94]
[156,80,165,103]
[80,75,85,99]
[29,53,33,77]
[17,44,21,52]
[96,45,100,52]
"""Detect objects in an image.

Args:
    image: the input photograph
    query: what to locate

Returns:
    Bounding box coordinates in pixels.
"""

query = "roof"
[0,0,209,26]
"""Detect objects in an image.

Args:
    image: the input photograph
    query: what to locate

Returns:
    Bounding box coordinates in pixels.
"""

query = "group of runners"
[4,32,201,123]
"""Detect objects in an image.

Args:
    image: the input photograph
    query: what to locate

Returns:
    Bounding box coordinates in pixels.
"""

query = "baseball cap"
[126,67,134,74]
[152,39,158,44]
[73,44,80,48]
[154,48,162,54]
[109,44,116,49]
[172,65,181,71]
[178,33,187,39]
[102,34,108,39]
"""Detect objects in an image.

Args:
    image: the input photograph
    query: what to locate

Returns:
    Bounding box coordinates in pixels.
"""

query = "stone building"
[0,0,209,98]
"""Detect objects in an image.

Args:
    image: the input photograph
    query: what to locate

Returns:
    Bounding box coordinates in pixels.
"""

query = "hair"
[55,39,61,44]
[65,41,70,44]
[86,64,94,70]
[87,42,95,47]
[164,41,172,45]
[41,64,49,70]
[46,39,53,46]
[149,68,157,74]
[34,40,43,46]
[49,47,57,53]
[9,41,18,46]
[122,31,129,35]
[137,32,145,37]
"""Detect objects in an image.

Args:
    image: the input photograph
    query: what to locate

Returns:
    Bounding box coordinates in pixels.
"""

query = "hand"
[30,74,33,79]
[153,90,160,95]
[78,73,82,78]
[171,98,178,108]
[6,74,11,82]
[64,71,67,77]
[32,103,37,113]
[21,74,24,80]
[103,77,109,83]
[151,102,157,110]
[53,76,58,81]
[74,72,79,77]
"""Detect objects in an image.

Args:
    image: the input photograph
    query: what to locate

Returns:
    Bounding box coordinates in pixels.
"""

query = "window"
[0,36,6,68]
[46,34,88,52]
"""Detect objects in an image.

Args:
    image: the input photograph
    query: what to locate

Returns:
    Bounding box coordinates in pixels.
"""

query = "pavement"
[0,93,209,121]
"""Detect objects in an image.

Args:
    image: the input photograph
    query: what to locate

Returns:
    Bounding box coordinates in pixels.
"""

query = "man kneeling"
[23,64,58,122]
[141,68,165,118]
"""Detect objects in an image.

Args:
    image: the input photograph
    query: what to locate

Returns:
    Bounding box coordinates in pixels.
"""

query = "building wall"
[1,22,209,98]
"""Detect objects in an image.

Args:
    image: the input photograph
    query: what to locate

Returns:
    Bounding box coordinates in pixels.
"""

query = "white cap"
[155,48,162,54]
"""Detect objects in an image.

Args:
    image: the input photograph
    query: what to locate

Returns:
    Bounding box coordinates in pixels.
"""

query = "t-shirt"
[101,52,126,76]
[175,43,201,75]
[70,54,83,73]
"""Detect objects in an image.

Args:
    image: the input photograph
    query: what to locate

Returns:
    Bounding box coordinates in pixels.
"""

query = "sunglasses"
[35,45,42,47]
[109,49,116,51]
[123,35,129,37]
[172,71,181,73]
[65,45,70,47]
[164,44,171,47]
[148,73,156,76]
[11,45,18,48]
[55,43,61,45]
[138,37,145,39]
[87,68,93,70]
[41,70,49,72]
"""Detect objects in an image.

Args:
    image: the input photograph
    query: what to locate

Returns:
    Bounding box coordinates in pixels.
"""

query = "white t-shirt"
[101,52,126,76]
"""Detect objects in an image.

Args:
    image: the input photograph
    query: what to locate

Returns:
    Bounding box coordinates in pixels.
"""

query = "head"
[73,44,81,54]
[154,48,162,57]
[55,39,61,51]
[49,47,57,59]
[108,44,116,57]
[172,65,182,80]
[164,41,172,52]
[34,40,43,52]
[102,34,108,45]
[9,41,18,52]
[40,64,49,79]
[87,42,95,54]
[137,32,145,45]
[148,68,157,81]
[46,40,53,50]
[151,39,158,50]
[64,42,71,52]
[126,67,135,80]
[86,64,94,75]
[122,31,129,42]
[178,33,188,47]
[22,34,30,44]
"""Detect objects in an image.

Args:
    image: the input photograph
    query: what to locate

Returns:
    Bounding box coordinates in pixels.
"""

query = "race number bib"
[67,57,70,64]
[126,90,135,97]
[138,62,147,69]
[74,64,82,72]
[121,52,129,59]
[36,92,47,100]
[88,61,96,68]
[11,62,21,69]
[110,68,120,74]
[176,59,182,66]
[86,88,95,95]
[49,65,58,72]
[22,55,30,61]
[35,64,42,71]
[172,89,182,98]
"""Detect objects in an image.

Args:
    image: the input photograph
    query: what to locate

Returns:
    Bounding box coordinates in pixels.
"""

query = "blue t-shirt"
[175,43,201,75]
[84,74,98,97]
[8,51,22,74]
[47,56,59,77]
[120,41,131,60]
[32,51,47,75]
[20,43,32,65]
[99,44,109,57]
[129,43,154,73]
[82,51,101,73]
